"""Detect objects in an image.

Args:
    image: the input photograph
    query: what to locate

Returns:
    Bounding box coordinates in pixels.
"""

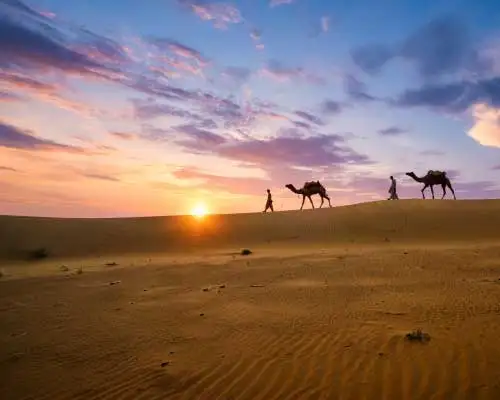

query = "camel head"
[405,172,415,177]
[285,184,300,194]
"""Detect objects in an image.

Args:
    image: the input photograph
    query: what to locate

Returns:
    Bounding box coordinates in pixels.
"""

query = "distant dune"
[2,199,500,261]
[2,199,500,400]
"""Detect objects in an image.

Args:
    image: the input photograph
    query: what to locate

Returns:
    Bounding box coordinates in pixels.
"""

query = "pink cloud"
[468,104,500,148]
[110,132,137,140]
[172,166,269,195]
[178,1,243,29]
[0,120,87,154]
[260,61,326,85]
[0,71,98,117]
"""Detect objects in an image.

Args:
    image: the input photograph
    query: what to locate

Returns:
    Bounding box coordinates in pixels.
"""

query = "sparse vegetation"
[27,247,49,260]
[405,329,431,343]
[0,269,4,278]
[60,265,69,272]
[75,266,83,275]
[241,249,252,256]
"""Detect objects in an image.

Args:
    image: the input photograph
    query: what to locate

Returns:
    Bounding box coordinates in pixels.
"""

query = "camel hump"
[427,170,446,177]
[305,180,324,189]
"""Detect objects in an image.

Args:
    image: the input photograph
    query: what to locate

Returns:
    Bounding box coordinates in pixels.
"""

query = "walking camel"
[285,181,332,210]
[405,171,456,200]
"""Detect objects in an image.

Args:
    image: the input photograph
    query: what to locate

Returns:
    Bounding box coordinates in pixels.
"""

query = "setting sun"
[190,203,208,218]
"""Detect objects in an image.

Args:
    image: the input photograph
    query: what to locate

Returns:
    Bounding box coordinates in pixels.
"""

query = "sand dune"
[1,200,500,399]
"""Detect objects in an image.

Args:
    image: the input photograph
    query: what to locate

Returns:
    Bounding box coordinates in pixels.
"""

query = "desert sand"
[1,199,500,399]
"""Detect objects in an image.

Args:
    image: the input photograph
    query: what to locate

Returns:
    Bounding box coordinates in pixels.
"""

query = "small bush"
[0,269,4,278]
[405,329,431,343]
[75,266,83,275]
[27,247,49,260]
[241,249,252,256]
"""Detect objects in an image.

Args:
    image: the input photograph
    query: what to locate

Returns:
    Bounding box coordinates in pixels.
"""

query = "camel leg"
[319,195,324,208]
[441,184,446,199]
[421,185,427,199]
[430,185,435,199]
[447,180,456,200]
[325,195,332,208]
[308,196,315,209]
[300,195,306,210]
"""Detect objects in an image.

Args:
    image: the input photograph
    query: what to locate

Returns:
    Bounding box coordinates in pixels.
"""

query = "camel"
[405,170,456,200]
[285,181,332,210]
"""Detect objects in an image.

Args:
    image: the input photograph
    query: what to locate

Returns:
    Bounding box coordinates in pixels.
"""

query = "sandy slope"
[1,200,500,399]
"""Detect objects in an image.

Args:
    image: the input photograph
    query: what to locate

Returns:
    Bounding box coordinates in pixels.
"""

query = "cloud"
[176,0,242,29]
[221,66,252,83]
[172,166,269,195]
[378,126,406,136]
[0,9,122,79]
[270,0,294,7]
[467,104,500,148]
[0,120,85,153]
[351,15,493,79]
[81,173,121,182]
[0,90,22,102]
[214,133,371,168]
[261,60,325,85]
[249,28,264,50]
[147,37,208,65]
[109,131,136,140]
[0,165,19,172]
[294,110,324,126]
[350,44,393,75]
[392,76,500,113]
[344,74,377,102]
[176,123,227,150]
[321,99,343,115]
[420,149,445,156]
[493,164,500,170]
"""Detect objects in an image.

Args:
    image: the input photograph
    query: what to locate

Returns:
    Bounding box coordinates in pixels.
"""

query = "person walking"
[263,189,274,212]
[388,176,399,200]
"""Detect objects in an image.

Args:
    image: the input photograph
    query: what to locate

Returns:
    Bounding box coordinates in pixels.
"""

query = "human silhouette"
[388,176,399,200]
[263,189,274,212]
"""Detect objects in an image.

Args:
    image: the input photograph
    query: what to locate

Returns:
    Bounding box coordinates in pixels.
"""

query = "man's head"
[390,176,394,180]
[267,189,270,193]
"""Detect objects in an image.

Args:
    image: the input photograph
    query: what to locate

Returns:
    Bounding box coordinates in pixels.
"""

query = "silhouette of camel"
[285,181,332,210]
[406,171,456,200]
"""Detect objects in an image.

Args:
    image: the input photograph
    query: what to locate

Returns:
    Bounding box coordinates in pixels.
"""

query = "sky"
[1,0,500,217]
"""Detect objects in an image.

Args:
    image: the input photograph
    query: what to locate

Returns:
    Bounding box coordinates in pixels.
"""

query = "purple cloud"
[321,100,343,115]
[351,15,493,79]
[351,44,393,75]
[294,110,324,126]
[261,60,325,85]
[147,37,209,65]
[218,134,371,168]
[0,8,122,79]
[0,90,22,102]
[378,126,407,136]
[222,66,252,83]
[392,76,500,113]
[0,120,85,153]
[344,74,377,102]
